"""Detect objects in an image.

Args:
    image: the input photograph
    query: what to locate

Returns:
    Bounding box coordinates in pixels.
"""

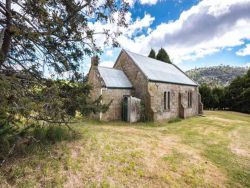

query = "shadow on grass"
[0,125,83,186]
[0,125,81,165]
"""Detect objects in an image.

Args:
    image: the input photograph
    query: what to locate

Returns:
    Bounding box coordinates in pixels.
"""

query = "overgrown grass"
[0,125,82,187]
[32,125,79,143]
[0,111,249,187]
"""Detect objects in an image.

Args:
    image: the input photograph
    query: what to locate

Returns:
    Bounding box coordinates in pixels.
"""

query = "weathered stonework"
[148,82,199,121]
[101,88,132,121]
[114,51,153,120]
[88,50,203,121]
[88,63,132,121]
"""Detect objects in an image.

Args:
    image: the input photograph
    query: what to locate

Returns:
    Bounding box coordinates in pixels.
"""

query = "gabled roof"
[123,50,198,86]
[98,66,133,89]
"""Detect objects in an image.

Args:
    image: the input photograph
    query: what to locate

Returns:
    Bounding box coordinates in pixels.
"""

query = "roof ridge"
[122,49,197,86]
[98,66,121,71]
[123,49,173,65]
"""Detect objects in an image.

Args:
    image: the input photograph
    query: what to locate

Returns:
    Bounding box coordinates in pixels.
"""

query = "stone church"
[88,49,203,122]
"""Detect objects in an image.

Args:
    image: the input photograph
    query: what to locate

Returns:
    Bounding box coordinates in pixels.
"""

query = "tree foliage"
[198,84,212,109]
[226,69,250,113]
[148,49,156,59]
[156,48,171,64]
[0,0,128,161]
[199,68,250,113]
[148,48,172,64]
[0,70,112,162]
[0,0,128,70]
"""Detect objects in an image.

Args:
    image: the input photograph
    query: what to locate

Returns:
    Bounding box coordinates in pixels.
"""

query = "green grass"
[0,111,249,187]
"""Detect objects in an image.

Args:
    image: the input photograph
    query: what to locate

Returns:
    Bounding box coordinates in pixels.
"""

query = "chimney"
[91,56,99,67]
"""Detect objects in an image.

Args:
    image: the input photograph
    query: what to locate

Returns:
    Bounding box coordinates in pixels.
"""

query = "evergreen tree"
[0,0,128,158]
[199,84,212,109]
[211,87,225,110]
[148,49,156,59]
[199,68,250,113]
[156,48,172,64]
[227,68,250,113]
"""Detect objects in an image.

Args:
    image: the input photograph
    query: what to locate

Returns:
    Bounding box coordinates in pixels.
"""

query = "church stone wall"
[88,65,103,120]
[101,88,132,121]
[147,82,199,121]
[88,51,202,122]
[88,64,132,121]
[114,51,153,120]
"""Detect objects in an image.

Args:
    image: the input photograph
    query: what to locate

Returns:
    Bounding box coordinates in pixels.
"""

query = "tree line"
[199,68,250,113]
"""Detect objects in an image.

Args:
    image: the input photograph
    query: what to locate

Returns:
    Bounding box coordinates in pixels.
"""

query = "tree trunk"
[0,0,12,67]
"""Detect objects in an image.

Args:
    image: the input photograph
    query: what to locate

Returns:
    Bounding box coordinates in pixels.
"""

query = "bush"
[33,126,76,143]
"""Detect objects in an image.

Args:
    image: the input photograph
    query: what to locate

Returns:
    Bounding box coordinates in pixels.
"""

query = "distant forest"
[186,65,248,87]
[193,67,250,113]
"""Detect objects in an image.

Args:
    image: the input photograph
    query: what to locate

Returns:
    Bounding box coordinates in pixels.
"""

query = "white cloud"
[123,0,159,6]
[129,14,155,32]
[106,50,113,57]
[117,0,250,63]
[139,0,158,5]
[99,60,114,67]
[243,62,250,67]
[127,14,155,37]
[89,12,154,50]
[91,0,250,67]
[236,44,250,56]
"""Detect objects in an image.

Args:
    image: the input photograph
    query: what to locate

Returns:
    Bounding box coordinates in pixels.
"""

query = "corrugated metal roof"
[124,50,198,86]
[98,66,133,88]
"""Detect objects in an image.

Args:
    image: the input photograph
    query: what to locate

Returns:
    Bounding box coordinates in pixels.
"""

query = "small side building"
[88,57,133,121]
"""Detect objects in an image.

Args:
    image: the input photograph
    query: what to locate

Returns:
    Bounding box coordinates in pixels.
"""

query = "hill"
[186,65,248,86]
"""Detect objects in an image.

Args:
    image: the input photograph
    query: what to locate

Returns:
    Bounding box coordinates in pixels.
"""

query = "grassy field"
[0,111,249,187]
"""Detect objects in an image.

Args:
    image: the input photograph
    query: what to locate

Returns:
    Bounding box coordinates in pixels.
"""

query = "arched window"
[164,91,170,110]
[188,91,192,107]
[168,91,170,109]
[164,92,167,110]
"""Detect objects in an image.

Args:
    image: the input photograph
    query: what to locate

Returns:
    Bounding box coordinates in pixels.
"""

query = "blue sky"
[82,0,250,73]
[130,0,199,29]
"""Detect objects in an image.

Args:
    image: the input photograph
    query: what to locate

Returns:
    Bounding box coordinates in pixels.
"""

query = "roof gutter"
[149,79,198,87]
[106,87,134,89]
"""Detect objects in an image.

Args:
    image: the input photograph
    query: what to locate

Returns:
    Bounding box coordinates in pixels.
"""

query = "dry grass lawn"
[0,111,249,187]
